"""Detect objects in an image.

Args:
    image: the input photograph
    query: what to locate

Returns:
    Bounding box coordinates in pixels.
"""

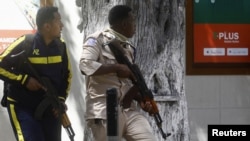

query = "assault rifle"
[16,48,75,141]
[106,40,171,139]
[34,77,75,141]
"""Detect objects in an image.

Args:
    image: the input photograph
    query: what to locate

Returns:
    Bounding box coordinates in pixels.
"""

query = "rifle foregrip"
[62,113,71,127]
[150,100,159,114]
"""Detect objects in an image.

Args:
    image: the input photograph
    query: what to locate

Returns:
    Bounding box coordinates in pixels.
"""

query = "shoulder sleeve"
[0,35,25,60]
[79,35,104,75]
[0,35,30,85]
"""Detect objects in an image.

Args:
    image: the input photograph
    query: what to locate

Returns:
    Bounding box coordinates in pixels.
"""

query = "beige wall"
[186,76,250,141]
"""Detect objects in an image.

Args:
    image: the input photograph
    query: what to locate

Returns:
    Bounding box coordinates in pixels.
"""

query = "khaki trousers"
[87,108,156,141]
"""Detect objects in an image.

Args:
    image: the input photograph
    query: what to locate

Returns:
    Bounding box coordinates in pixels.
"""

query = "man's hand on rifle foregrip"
[140,100,156,115]
[52,101,67,118]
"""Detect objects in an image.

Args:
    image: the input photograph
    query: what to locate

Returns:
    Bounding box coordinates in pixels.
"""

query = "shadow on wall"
[0,81,15,141]
[196,126,207,141]
[55,0,87,141]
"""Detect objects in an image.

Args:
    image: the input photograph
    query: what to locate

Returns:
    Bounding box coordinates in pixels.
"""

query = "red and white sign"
[194,24,250,63]
[0,0,38,54]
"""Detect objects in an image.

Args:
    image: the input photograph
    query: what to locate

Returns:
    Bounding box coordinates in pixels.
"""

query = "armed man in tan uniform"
[79,5,156,141]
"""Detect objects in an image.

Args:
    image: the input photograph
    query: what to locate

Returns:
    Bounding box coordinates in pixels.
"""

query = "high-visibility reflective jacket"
[0,32,72,109]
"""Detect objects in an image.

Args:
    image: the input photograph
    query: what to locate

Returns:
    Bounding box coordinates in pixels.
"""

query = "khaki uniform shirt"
[79,28,136,119]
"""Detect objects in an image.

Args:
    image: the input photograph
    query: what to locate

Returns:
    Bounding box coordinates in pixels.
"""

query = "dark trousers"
[7,102,61,141]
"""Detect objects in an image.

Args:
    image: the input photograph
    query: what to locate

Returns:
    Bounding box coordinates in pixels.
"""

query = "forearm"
[122,85,140,108]
[92,64,119,75]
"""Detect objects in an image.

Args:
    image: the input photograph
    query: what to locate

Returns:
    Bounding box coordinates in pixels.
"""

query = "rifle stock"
[108,41,170,139]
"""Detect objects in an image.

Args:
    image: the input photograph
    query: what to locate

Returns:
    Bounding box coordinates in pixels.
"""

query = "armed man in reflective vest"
[0,7,72,141]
